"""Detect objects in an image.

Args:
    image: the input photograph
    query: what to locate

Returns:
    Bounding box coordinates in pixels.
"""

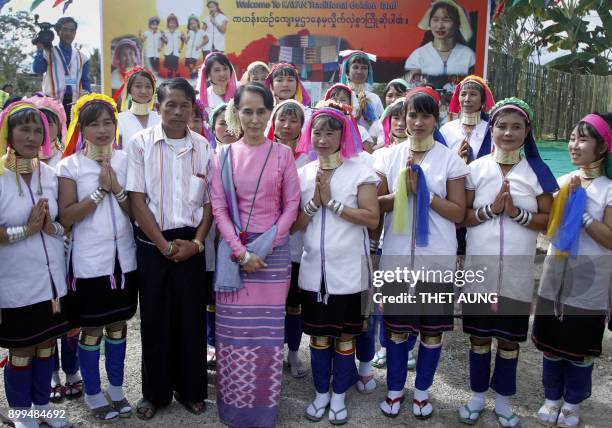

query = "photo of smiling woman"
[110,38,143,94]
[404,0,476,89]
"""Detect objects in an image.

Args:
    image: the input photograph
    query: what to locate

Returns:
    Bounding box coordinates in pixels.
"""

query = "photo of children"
[184,15,208,80]
[140,16,163,73]
[162,13,182,79]
[110,37,143,93]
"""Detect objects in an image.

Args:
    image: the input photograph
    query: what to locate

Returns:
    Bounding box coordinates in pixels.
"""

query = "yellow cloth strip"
[392,167,413,234]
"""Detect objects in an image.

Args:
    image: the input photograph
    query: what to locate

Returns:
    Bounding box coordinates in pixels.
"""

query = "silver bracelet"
[114,188,128,203]
[51,222,64,237]
[90,188,107,204]
[474,207,485,223]
[582,212,594,229]
[511,208,533,226]
[327,199,344,216]
[303,199,320,217]
[7,226,28,243]
[369,239,379,253]
[161,241,174,256]
[429,191,435,205]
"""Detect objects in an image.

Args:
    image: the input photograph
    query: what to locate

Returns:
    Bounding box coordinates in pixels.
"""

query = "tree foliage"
[491,0,611,75]
[0,13,37,86]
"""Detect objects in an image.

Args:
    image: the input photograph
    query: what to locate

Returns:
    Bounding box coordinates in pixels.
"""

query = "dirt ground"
[2,237,611,427]
[1,314,611,428]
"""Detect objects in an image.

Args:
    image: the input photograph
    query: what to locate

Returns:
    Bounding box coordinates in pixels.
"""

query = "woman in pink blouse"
[210,82,300,428]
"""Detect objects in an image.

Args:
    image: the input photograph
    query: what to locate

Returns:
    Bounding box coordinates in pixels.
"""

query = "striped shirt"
[126,123,213,231]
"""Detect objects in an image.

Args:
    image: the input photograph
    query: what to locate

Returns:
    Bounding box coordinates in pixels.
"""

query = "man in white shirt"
[126,78,213,419]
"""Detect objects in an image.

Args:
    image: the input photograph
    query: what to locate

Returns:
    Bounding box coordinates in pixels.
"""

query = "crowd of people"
[0,24,611,428]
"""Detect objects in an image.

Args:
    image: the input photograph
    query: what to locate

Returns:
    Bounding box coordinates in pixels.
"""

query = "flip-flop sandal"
[380,395,404,418]
[355,375,376,394]
[413,398,434,420]
[104,393,132,418]
[459,404,485,425]
[328,406,348,425]
[305,401,328,422]
[173,391,206,415]
[50,384,64,402]
[494,410,521,428]
[136,398,157,420]
[64,380,83,399]
[372,351,387,369]
[288,360,309,379]
[91,404,119,422]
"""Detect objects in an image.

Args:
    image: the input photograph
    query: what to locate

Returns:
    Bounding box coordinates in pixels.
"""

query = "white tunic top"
[45,150,63,169]
[203,14,228,51]
[163,30,182,56]
[118,111,161,152]
[0,164,67,308]
[142,30,162,58]
[57,151,136,279]
[440,118,490,160]
[374,140,468,271]
[185,29,206,60]
[464,155,544,302]
[404,42,475,76]
[298,158,379,295]
[538,173,612,311]
[205,86,225,116]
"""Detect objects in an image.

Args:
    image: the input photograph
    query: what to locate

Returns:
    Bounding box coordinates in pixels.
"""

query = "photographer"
[32,17,91,122]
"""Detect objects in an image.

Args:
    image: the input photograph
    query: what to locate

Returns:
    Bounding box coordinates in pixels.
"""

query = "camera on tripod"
[32,14,55,49]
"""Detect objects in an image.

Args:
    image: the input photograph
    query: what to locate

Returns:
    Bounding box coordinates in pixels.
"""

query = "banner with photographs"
[101,0,490,96]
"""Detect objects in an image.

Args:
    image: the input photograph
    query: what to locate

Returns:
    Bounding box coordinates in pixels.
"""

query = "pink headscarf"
[582,114,612,150]
[24,96,67,145]
[197,52,238,110]
[296,108,358,160]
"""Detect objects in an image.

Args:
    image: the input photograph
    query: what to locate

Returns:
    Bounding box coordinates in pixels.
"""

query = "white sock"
[84,392,108,410]
[495,393,513,417]
[545,398,561,407]
[468,391,486,410]
[387,389,403,400]
[106,384,125,401]
[51,371,61,386]
[376,347,387,357]
[65,372,81,384]
[313,391,330,408]
[358,361,373,377]
[33,404,66,428]
[288,350,300,366]
[330,392,346,412]
[562,402,579,412]
[414,388,428,402]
